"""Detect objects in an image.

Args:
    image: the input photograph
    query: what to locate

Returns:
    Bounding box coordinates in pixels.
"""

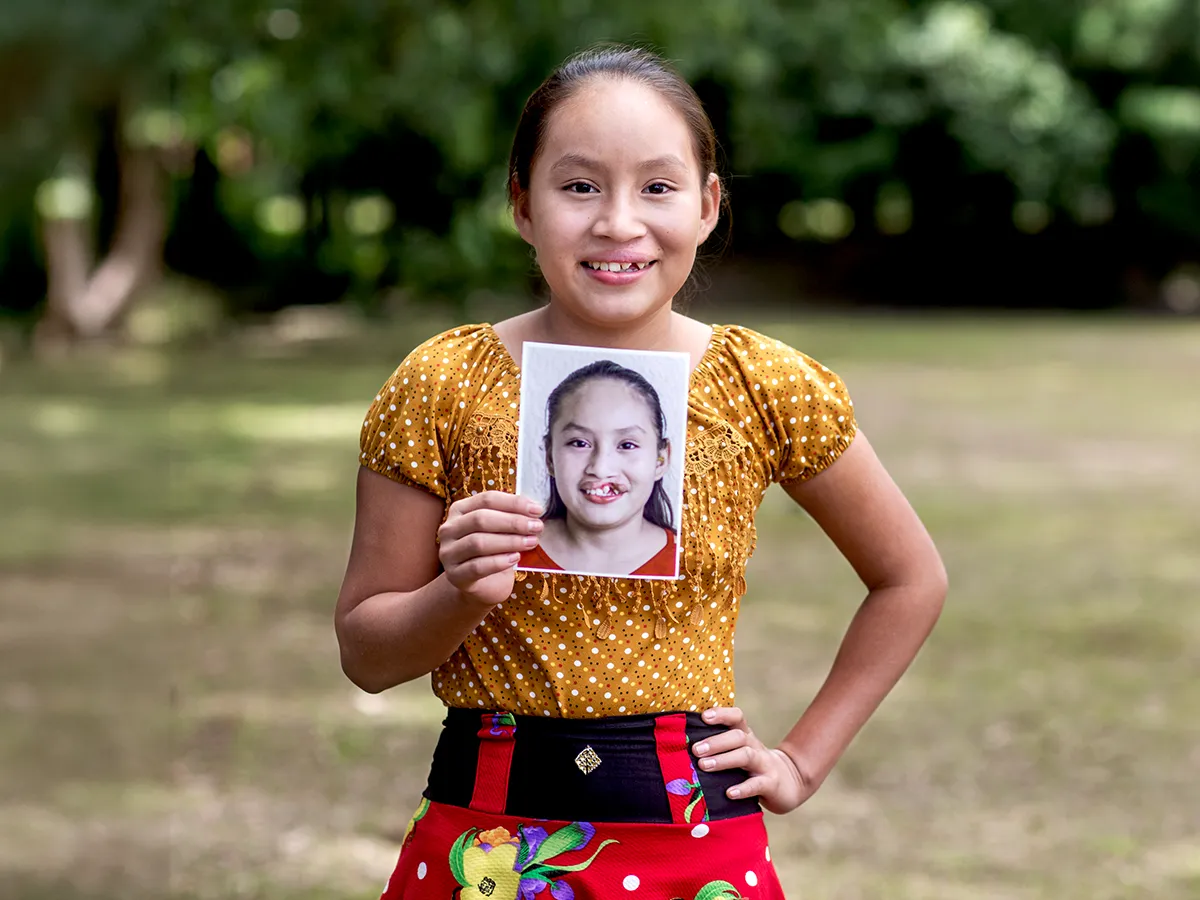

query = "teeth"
[585,261,650,272]
[585,485,622,496]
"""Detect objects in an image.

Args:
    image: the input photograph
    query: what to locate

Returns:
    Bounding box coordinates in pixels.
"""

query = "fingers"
[695,743,759,774]
[701,706,751,732]
[441,508,543,543]
[725,772,772,801]
[447,550,525,582]
[447,490,542,519]
[724,748,808,810]
[691,728,750,759]
[441,531,533,565]
[439,493,544,568]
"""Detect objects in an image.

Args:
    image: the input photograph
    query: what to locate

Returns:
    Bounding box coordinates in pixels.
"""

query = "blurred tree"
[0,0,1197,339]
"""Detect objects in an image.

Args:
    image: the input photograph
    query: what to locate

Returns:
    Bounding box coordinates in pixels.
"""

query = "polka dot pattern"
[361,324,855,717]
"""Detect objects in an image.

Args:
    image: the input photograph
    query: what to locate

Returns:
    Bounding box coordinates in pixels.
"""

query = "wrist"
[441,573,505,612]
[775,741,825,791]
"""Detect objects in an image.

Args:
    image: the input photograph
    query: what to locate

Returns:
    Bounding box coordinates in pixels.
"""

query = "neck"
[539,302,678,352]
[559,513,652,556]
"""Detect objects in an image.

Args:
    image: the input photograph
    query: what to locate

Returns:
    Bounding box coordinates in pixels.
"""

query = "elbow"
[923,560,950,621]
[340,648,413,694]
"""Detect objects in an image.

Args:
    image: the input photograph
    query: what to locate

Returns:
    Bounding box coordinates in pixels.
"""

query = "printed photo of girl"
[516,345,688,579]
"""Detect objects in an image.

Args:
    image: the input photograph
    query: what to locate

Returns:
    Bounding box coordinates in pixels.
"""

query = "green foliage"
[0,0,1197,314]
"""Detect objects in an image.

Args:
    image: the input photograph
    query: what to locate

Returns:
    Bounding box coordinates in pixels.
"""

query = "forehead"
[537,77,699,176]
[557,378,654,422]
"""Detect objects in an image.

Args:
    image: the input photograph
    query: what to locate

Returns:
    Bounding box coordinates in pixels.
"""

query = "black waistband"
[423,707,761,824]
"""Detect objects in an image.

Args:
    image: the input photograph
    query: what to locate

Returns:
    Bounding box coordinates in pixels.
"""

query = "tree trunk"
[36,137,167,350]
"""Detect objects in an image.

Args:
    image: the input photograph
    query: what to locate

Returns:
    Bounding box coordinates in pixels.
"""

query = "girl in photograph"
[520,359,679,578]
[336,44,947,899]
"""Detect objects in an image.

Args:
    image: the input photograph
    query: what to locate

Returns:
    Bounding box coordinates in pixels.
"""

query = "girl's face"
[514,77,720,330]
[548,379,669,532]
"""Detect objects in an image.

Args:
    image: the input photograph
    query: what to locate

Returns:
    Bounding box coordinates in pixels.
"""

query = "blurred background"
[1,2,1197,898]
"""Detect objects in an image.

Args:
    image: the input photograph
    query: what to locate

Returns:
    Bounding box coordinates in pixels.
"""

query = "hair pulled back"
[542,359,675,533]
[508,44,719,202]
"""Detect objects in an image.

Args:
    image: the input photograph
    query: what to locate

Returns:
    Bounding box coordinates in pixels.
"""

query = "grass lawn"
[2,307,1198,899]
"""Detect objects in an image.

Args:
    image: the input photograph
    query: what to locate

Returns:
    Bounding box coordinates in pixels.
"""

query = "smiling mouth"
[581,261,655,272]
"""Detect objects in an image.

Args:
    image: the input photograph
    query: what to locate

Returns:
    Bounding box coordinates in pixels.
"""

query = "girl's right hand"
[436,491,544,607]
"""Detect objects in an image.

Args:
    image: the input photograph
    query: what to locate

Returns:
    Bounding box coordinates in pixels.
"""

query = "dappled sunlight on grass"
[2,314,1198,898]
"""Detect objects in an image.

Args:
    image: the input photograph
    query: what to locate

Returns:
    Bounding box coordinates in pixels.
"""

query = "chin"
[557,284,679,324]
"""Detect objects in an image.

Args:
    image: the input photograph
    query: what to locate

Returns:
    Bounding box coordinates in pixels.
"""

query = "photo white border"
[515,341,689,580]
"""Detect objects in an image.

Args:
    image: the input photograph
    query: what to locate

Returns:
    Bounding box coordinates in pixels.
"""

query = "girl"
[337,45,946,899]
[520,359,680,578]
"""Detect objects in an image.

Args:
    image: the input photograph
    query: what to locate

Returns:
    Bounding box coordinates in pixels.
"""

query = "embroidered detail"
[672,882,747,900]
[448,821,617,900]
[575,745,602,774]
[464,413,519,457]
[684,421,752,477]
[399,797,430,853]
[458,412,519,495]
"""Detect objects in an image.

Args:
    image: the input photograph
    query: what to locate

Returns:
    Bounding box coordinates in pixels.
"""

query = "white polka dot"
[745,871,758,887]
[417,862,427,879]
[623,875,640,890]
[765,846,771,862]
[690,823,710,838]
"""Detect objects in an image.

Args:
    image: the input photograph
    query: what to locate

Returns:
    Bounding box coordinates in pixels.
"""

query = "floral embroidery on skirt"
[380,799,785,899]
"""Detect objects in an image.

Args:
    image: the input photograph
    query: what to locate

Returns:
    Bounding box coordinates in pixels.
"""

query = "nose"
[591,191,646,243]
[584,443,619,478]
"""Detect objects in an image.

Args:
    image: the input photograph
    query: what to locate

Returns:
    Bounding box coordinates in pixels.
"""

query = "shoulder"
[393,323,504,371]
[714,324,839,376]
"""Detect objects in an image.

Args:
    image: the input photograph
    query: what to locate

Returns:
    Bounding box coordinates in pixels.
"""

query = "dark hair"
[508,44,722,206]
[542,359,675,532]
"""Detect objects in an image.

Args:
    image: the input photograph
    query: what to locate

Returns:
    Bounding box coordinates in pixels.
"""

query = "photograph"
[515,341,690,579]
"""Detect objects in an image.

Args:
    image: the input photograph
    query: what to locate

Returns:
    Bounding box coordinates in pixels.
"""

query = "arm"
[334,468,544,693]
[693,431,947,811]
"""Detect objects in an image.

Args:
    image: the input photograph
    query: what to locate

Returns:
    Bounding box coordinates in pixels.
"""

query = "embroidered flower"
[450,821,615,900]
[672,882,746,900]
[400,797,431,852]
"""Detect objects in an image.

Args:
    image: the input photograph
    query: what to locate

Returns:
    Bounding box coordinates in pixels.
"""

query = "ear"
[512,179,536,246]
[654,441,671,480]
[696,173,721,246]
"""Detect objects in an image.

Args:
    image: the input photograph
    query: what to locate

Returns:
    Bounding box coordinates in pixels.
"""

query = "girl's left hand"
[692,707,817,815]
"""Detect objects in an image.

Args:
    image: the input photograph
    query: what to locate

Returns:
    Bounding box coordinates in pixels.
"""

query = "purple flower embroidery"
[519,878,549,898]
[549,880,575,900]
[666,778,693,795]
[518,825,548,867]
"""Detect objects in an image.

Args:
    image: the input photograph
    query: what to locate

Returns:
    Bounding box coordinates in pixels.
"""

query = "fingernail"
[507,553,521,564]
[728,787,741,798]
[701,758,715,769]
[527,502,543,516]
[703,709,716,721]
[694,742,709,755]
[523,535,537,547]
[527,519,543,533]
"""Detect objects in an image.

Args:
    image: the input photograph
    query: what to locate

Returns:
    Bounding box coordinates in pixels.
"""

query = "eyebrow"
[548,153,690,175]
[561,422,649,435]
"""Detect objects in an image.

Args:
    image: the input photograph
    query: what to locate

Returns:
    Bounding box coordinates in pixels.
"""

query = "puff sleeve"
[766,340,857,485]
[359,343,450,500]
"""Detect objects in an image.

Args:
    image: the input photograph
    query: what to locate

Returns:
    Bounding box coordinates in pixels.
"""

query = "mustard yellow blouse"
[360,324,856,718]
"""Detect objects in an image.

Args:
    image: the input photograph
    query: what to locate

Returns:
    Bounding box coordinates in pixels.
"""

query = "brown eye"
[645,183,671,195]
[566,182,597,194]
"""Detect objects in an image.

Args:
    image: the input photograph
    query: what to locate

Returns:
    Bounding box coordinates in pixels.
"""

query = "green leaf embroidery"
[523,839,619,876]
[447,828,476,886]
[410,798,430,826]
[684,792,703,823]
[528,822,591,865]
[694,881,745,900]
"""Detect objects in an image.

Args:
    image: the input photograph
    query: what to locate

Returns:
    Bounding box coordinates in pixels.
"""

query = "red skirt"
[378,709,787,899]
[381,798,784,899]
